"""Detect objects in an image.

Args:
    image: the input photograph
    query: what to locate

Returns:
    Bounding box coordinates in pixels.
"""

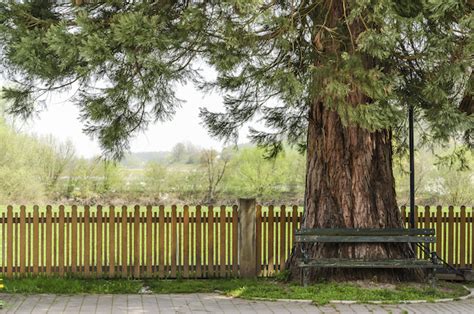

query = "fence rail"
[0,204,472,278]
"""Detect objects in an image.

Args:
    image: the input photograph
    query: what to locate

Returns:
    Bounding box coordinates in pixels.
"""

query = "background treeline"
[0,116,472,206]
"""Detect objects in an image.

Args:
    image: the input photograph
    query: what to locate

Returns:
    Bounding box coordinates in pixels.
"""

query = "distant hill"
[121,142,254,169]
[120,151,172,168]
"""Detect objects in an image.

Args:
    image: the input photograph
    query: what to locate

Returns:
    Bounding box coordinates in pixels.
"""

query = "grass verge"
[1,277,468,305]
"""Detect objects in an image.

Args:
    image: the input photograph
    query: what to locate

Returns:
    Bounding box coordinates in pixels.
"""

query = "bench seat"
[298,258,444,269]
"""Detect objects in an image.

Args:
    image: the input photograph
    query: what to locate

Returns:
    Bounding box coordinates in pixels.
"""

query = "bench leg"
[431,268,437,289]
[300,268,303,286]
[302,268,309,287]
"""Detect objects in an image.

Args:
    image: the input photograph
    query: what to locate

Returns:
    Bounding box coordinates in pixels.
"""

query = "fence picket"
[196,205,202,278]
[443,211,447,263]
[467,209,471,269]
[134,206,140,278]
[46,206,52,275]
[97,206,103,277]
[171,205,177,278]
[121,206,128,277]
[436,206,442,258]
[14,212,18,274]
[32,206,39,275]
[460,206,466,268]
[84,206,90,276]
[41,211,45,273]
[268,205,274,275]
[256,205,262,275]
[178,210,182,275]
[262,211,267,277]
[7,206,13,277]
[159,205,165,278]
[154,210,158,276]
[280,205,286,271]
[220,206,226,277]
[455,211,460,266]
[1,212,5,273]
[208,206,214,277]
[109,206,115,277]
[448,206,454,265]
[232,205,238,275]
[183,205,190,278]
[71,206,77,274]
[190,209,195,277]
[146,205,153,277]
[141,209,145,276]
[424,206,430,255]
[275,210,279,272]
[58,205,65,276]
[28,212,32,274]
[19,206,26,275]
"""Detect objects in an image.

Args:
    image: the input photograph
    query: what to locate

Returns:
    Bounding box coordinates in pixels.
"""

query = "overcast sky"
[3,76,251,158]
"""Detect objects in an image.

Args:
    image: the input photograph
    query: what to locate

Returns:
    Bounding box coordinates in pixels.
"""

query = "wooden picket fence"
[0,204,472,278]
[401,205,474,269]
[0,205,244,278]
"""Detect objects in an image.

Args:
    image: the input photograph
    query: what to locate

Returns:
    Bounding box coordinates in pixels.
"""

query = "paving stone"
[1,292,474,313]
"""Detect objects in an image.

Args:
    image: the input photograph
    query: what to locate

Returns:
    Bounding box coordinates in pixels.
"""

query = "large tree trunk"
[286,0,418,282]
[286,101,417,282]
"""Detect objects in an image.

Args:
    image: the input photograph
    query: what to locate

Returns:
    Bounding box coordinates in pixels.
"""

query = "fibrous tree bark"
[286,100,418,282]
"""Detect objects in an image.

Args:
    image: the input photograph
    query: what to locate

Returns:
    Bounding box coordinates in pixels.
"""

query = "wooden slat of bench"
[298,259,443,269]
[295,235,436,243]
[295,228,435,236]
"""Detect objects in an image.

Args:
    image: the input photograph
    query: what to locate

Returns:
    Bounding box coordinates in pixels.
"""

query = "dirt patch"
[353,280,397,290]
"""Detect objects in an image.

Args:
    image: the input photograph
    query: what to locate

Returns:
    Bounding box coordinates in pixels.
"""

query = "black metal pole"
[409,104,415,228]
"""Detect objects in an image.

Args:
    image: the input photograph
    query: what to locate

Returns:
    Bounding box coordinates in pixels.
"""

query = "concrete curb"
[329,286,474,305]
[224,286,474,305]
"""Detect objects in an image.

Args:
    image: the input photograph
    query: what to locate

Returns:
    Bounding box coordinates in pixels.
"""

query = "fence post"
[239,198,257,278]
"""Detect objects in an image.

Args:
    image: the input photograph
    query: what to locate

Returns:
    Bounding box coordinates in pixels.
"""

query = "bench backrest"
[294,228,436,243]
[295,228,434,236]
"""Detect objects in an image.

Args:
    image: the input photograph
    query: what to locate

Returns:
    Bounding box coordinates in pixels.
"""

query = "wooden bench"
[295,228,443,286]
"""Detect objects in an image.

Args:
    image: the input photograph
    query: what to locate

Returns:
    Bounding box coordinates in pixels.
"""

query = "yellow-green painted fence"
[0,204,472,278]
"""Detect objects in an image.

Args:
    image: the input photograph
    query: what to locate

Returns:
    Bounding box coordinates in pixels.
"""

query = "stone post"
[238,198,257,278]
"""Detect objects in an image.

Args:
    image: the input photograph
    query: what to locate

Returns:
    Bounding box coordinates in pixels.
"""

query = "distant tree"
[64,158,99,200]
[438,167,473,205]
[0,117,44,202]
[171,143,187,164]
[225,147,305,201]
[37,136,75,194]
[98,161,123,194]
[200,149,229,204]
[144,161,167,197]
[227,147,280,199]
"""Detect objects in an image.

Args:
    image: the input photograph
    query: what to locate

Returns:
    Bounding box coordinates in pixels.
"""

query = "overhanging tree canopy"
[0,0,472,281]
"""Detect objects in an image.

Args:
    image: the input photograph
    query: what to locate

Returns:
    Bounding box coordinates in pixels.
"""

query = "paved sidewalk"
[0,293,473,313]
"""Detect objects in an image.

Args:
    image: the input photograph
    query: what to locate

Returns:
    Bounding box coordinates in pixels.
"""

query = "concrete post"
[238,198,257,278]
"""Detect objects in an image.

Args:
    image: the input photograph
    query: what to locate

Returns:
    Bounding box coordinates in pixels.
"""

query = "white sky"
[4,78,251,158]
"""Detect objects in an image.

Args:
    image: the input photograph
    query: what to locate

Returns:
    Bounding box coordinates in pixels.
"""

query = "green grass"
[1,277,468,305]
[2,277,143,294]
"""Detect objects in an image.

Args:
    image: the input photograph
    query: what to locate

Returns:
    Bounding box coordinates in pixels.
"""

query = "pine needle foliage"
[0,0,472,159]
